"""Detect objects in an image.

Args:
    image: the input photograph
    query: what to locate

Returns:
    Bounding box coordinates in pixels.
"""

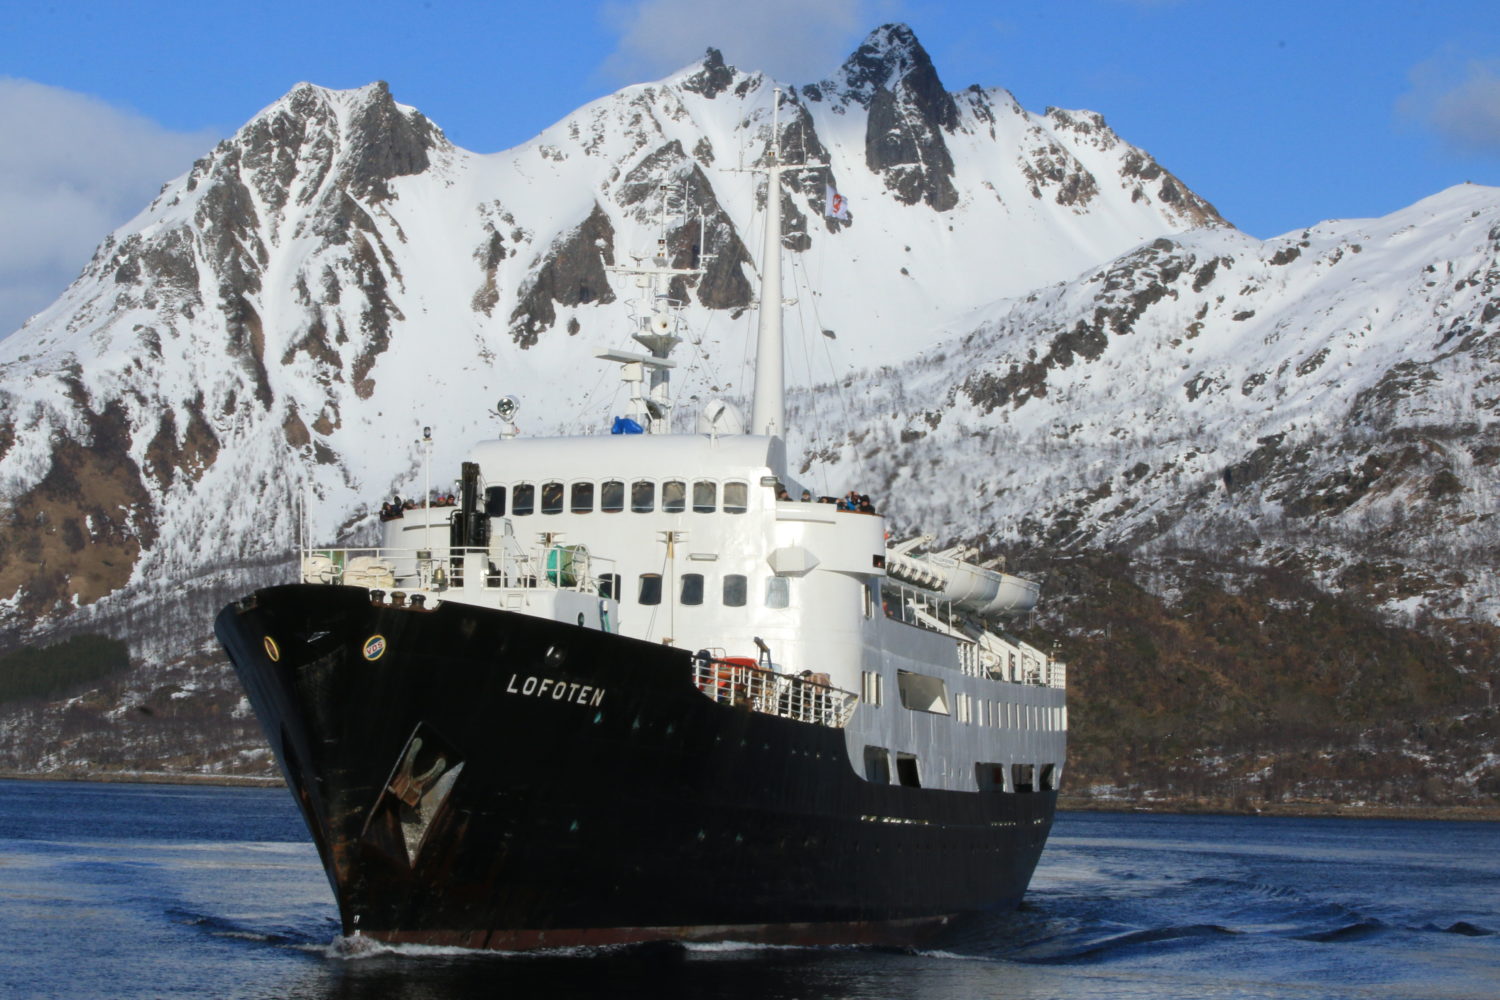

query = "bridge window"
[662,480,686,513]
[764,577,789,609]
[483,485,506,517]
[638,573,662,606]
[512,483,535,516]
[541,481,564,515]
[680,573,704,606]
[692,480,716,513]
[722,574,747,607]
[601,480,625,513]
[863,746,891,783]
[723,481,748,513]
[570,482,594,513]
[896,670,950,715]
[631,480,655,513]
[599,573,620,601]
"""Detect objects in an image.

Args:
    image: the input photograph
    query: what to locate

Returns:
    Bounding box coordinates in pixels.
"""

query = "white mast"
[751,91,787,439]
[750,88,824,440]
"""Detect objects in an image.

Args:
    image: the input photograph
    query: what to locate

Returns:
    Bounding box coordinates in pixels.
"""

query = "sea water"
[1,780,1495,1000]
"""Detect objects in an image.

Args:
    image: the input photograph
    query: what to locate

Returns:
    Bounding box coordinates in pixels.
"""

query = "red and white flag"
[824,185,850,221]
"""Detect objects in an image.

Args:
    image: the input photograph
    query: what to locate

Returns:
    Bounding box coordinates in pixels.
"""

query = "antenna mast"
[597,185,711,434]
[750,88,823,440]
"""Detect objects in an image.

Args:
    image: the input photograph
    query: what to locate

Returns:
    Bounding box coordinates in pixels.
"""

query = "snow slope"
[0,22,1494,645]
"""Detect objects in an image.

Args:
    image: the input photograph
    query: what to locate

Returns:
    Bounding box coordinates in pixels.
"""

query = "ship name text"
[506,673,605,707]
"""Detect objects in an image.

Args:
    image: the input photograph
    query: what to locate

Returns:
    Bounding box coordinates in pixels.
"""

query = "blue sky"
[2,0,1497,337]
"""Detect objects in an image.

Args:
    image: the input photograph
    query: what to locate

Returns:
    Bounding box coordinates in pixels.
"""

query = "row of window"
[873,669,1063,731]
[601,572,793,609]
[957,692,1063,731]
[861,747,1058,793]
[485,479,750,517]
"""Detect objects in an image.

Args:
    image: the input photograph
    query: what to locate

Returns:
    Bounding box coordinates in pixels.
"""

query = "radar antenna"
[596,184,713,434]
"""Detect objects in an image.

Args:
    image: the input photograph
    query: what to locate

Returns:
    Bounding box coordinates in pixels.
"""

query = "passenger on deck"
[800,490,812,502]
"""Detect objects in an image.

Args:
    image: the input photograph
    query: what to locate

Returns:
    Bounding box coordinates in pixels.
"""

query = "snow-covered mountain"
[0,24,1223,633]
[790,186,1500,624]
[0,25,1496,797]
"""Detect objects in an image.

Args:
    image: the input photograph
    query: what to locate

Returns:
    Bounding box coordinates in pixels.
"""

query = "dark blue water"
[1,781,1496,999]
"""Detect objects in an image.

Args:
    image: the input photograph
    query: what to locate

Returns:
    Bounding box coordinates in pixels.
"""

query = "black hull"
[216,584,1056,950]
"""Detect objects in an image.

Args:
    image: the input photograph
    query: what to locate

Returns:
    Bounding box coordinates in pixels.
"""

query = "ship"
[215,97,1067,950]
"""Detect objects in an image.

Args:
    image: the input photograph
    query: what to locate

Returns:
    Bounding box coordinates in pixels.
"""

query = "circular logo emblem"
[362,635,387,661]
[263,636,280,662]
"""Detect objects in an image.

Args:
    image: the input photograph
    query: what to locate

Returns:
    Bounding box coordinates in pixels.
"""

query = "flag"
[824,185,850,221]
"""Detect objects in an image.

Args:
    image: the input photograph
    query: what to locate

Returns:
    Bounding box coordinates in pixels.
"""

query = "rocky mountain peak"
[837,23,957,128]
[341,81,445,202]
[835,24,961,211]
[681,47,737,99]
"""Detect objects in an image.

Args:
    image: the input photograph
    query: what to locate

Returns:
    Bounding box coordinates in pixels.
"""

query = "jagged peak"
[838,24,934,93]
[679,47,738,99]
[1045,106,1113,136]
[835,22,958,132]
[215,80,447,204]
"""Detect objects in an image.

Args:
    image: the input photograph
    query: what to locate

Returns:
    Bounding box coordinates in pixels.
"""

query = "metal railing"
[690,658,859,728]
[299,544,614,597]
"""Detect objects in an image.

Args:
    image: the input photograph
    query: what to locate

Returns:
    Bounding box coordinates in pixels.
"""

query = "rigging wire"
[788,243,866,493]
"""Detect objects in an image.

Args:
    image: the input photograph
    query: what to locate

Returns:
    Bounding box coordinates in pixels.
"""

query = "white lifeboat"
[885,536,1040,616]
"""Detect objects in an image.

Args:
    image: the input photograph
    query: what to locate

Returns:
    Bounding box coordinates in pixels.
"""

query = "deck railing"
[299,544,613,597]
[690,658,859,728]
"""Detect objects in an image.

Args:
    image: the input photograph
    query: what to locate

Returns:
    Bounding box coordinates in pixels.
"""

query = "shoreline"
[1057,793,1500,823]
[2,771,1495,820]
[0,770,282,788]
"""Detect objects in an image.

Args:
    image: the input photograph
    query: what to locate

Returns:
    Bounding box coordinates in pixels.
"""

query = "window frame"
[540,481,565,515]
[631,479,656,514]
[570,481,595,514]
[723,480,748,514]
[512,482,535,516]
[601,479,625,513]
[692,480,717,513]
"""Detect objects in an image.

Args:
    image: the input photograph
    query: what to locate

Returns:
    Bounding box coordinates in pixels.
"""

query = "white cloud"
[0,79,217,338]
[598,0,898,85]
[1399,56,1500,155]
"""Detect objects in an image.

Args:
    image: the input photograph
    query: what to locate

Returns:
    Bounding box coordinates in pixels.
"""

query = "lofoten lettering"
[504,672,605,707]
